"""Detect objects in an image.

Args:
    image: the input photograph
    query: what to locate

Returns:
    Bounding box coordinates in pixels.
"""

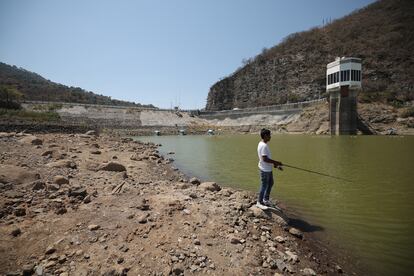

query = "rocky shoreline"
[1,131,353,275]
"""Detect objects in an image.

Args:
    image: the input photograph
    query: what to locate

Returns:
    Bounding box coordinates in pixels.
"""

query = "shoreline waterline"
[134,133,414,276]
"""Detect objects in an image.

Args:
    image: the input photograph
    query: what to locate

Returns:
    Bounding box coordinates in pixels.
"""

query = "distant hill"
[206,0,414,111]
[0,62,155,108]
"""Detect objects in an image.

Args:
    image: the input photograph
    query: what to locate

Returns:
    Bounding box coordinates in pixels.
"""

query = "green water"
[136,134,414,276]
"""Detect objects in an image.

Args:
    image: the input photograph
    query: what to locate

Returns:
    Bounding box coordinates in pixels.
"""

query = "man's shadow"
[265,208,324,233]
[287,217,324,233]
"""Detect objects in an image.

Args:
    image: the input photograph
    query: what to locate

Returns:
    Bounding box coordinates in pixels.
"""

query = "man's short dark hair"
[260,128,271,139]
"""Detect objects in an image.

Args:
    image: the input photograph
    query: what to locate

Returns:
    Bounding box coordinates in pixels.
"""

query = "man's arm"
[262,155,282,167]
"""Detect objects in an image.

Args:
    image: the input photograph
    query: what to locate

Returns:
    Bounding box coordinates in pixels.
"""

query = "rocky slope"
[0,131,353,275]
[282,102,414,135]
[206,0,414,111]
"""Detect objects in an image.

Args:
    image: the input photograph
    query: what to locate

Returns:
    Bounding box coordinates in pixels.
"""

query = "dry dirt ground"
[1,132,349,276]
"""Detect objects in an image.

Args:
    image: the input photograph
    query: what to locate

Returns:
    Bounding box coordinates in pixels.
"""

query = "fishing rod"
[278,163,353,182]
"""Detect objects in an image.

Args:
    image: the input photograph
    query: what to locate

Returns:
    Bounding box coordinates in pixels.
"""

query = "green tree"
[0,85,23,109]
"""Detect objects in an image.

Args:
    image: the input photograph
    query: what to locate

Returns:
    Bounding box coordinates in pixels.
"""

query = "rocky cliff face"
[206,0,414,111]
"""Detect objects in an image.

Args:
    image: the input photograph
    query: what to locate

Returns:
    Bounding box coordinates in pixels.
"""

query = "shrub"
[400,107,414,118]
[0,109,60,121]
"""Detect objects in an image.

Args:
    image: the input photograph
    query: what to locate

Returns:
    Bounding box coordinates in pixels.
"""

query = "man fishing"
[256,128,283,210]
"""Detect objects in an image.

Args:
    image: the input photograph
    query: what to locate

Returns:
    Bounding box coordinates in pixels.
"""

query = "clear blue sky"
[0,0,375,109]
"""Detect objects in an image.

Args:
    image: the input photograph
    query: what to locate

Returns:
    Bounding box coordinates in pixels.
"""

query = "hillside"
[206,0,414,111]
[0,62,155,108]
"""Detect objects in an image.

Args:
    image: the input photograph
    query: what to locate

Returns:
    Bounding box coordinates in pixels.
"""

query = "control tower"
[327,57,361,135]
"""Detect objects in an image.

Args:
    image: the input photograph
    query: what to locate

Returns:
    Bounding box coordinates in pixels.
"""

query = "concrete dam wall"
[20,99,325,129]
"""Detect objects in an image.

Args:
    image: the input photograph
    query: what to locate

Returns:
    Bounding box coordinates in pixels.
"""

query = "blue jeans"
[258,170,274,203]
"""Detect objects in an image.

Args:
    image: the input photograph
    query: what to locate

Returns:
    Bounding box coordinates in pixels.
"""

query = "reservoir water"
[136,134,414,276]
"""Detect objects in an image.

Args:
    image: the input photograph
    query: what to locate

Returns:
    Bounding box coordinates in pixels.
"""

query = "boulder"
[32,180,46,190]
[85,130,97,136]
[0,165,40,185]
[198,182,221,192]
[0,132,15,138]
[88,224,100,231]
[98,162,126,172]
[53,176,69,185]
[285,250,299,263]
[45,245,56,254]
[47,184,60,191]
[302,268,317,276]
[189,177,200,185]
[171,264,184,275]
[19,135,43,145]
[176,183,190,189]
[68,187,87,198]
[10,227,21,237]
[41,150,54,156]
[14,207,26,217]
[275,236,286,243]
[137,213,148,224]
[248,205,267,219]
[289,227,303,239]
[130,154,143,161]
[46,160,77,169]
[228,235,244,244]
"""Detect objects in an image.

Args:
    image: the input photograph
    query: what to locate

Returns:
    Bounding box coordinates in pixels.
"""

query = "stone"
[289,227,303,239]
[88,224,100,231]
[137,214,148,224]
[35,265,44,276]
[53,176,69,185]
[32,180,46,190]
[83,195,92,204]
[85,130,97,136]
[189,177,200,185]
[172,264,184,275]
[302,268,317,276]
[0,165,40,185]
[41,150,54,156]
[117,257,124,264]
[218,188,233,197]
[58,255,67,264]
[285,250,298,262]
[45,245,56,254]
[335,265,343,273]
[248,205,267,219]
[68,187,87,198]
[90,150,101,154]
[10,227,21,237]
[55,207,67,215]
[46,160,77,169]
[198,182,221,192]
[98,162,126,172]
[20,135,43,145]
[47,184,60,191]
[22,264,34,276]
[275,236,286,243]
[194,239,201,245]
[14,207,26,217]
[176,183,189,189]
[44,260,56,268]
[228,235,243,244]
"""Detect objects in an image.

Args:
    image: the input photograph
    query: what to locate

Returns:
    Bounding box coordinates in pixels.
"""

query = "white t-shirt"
[258,141,273,172]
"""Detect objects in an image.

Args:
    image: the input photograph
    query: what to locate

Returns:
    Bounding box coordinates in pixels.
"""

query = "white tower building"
[327,57,362,135]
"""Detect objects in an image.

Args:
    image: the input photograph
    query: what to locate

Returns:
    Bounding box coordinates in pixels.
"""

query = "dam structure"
[327,57,361,135]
